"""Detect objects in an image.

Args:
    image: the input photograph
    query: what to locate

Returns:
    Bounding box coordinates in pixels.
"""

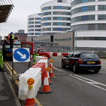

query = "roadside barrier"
[18,68,41,100]
[25,78,38,106]
[49,60,54,78]
[50,52,69,57]
[33,53,39,65]
[39,67,52,94]
[32,63,45,84]
[19,56,49,100]
[0,50,3,69]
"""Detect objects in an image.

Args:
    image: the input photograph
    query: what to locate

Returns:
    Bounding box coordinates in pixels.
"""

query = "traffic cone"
[46,67,52,84]
[39,67,52,94]
[49,62,55,78]
[25,78,38,106]
[50,59,54,70]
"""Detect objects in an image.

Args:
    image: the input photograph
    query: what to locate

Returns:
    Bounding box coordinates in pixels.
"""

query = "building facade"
[14,30,27,42]
[28,13,41,36]
[71,0,106,50]
[41,0,71,36]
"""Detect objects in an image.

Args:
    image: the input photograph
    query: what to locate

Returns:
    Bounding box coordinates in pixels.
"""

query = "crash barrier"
[18,56,49,100]
[49,52,69,57]
[0,50,3,69]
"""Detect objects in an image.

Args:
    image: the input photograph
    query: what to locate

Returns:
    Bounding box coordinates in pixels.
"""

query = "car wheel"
[94,69,100,73]
[72,65,78,73]
[61,61,66,68]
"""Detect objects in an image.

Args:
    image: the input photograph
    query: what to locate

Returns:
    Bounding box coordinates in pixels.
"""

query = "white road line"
[54,67,65,72]
[54,67,106,92]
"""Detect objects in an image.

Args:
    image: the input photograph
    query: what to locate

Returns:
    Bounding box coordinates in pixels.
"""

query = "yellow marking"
[6,62,18,77]
[4,62,12,75]
[35,98,42,106]
[5,61,42,106]
[4,62,19,86]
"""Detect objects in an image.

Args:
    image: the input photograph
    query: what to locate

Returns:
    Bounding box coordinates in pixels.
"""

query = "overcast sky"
[0,0,51,38]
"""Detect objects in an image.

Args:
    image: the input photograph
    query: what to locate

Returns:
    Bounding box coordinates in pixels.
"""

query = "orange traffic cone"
[39,67,52,94]
[49,62,54,78]
[46,67,52,84]
[25,78,38,106]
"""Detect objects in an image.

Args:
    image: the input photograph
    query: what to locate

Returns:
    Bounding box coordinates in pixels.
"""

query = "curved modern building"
[41,0,71,36]
[28,13,41,36]
[71,0,106,50]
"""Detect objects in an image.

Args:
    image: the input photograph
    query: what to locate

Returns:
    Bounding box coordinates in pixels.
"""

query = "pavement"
[0,69,21,106]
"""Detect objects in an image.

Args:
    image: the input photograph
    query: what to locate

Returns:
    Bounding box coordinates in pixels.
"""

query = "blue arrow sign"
[13,48,30,62]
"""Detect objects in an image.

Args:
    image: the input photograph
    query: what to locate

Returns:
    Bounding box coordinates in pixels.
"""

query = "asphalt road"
[6,57,106,106]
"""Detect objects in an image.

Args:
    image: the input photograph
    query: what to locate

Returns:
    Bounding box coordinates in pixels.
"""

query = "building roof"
[0,5,13,23]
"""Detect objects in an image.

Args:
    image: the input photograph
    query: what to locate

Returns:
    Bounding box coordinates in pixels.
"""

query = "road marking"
[69,74,106,91]
[4,61,42,106]
[54,67,106,92]
[54,67,65,72]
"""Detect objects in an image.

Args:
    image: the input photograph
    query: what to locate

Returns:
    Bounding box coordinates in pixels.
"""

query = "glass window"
[53,6,71,10]
[72,15,95,23]
[42,6,51,11]
[98,15,106,20]
[28,18,34,20]
[98,5,106,11]
[72,6,95,15]
[71,0,95,7]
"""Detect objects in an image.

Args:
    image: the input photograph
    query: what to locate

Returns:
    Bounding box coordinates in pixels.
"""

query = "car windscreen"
[81,53,98,59]
[39,49,47,52]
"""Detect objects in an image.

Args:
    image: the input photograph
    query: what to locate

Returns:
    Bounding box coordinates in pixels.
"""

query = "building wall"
[71,0,106,50]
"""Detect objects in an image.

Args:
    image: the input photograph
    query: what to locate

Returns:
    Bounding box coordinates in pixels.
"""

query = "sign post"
[12,48,30,82]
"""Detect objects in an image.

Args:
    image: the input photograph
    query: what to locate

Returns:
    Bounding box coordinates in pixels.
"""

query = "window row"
[77,37,106,40]
[41,22,70,26]
[71,6,95,15]
[72,15,95,23]
[71,0,95,7]
[28,25,41,28]
[28,21,41,24]
[28,29,41,31]
[41,6,71,11]
[72,24,106,30]
[42,28,70,31]
[42,17,71,21]
[28,33,41,35]
[28,18,41,21]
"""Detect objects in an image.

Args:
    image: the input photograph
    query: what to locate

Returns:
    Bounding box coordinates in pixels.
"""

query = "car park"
[61,51,101,73]
[35,48,51,58]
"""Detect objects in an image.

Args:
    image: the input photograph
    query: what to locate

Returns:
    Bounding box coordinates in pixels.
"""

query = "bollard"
[50,59,55,78]
[33,53,39,65]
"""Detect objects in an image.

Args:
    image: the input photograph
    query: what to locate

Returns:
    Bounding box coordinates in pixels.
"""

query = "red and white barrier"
[49,52,70,57]
[18,56,48,100]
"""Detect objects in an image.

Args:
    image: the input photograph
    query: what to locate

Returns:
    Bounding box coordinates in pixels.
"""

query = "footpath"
[0,69,21,106]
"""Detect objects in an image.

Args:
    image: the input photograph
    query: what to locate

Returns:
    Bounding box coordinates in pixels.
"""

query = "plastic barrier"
[61,53,68,57]
[18,68,41,100]
[0,50,3,69]
[32,63,45,84]
[18,56,49,100]
[35,56,44,63]
[52,52,57,56]
[33,53,39,64]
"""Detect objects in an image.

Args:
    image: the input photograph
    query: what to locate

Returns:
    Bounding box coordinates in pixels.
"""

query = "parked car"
[35,48,51,58]
[61,51,101,73]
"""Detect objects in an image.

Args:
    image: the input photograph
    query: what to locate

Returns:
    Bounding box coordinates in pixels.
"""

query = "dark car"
[61,51,101,73]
